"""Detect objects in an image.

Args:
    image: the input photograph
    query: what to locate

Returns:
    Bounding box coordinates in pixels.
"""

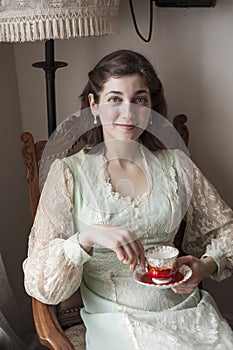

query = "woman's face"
[88,74,152,142]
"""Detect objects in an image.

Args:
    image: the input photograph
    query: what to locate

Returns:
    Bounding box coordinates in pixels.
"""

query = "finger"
[172,279,197,294]
[130,261,137,271]
[128,239,144,260]
[172,287,194,294]
[134,240,146,269]
[121,244,137,265]
[115,246,127,262]
[111,241,135,264]
[125,240,145,270]
[175,255,193,268]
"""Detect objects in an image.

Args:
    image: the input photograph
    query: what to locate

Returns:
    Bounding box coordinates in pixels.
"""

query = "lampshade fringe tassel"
[0,15,119,42]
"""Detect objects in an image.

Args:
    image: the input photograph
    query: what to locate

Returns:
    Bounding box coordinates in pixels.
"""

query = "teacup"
[145,245,179,284]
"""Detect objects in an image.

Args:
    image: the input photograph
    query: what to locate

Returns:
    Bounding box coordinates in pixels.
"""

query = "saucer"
[132,264,192,289]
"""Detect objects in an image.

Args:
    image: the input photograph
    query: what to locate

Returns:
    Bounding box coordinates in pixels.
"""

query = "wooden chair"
[21,114,189,350]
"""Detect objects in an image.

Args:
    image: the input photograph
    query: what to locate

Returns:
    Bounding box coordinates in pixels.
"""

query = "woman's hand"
[78,224,146,271]
[172,255,217,294]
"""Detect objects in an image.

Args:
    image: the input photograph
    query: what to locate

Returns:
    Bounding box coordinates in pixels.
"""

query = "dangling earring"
[149,114,153,125]
[93,115,98,125]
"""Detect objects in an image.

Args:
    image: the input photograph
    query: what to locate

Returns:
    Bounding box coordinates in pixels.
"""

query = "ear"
[88,93,98,116]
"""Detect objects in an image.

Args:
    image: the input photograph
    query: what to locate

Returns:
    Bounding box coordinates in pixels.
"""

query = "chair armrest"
[32,298,75,350]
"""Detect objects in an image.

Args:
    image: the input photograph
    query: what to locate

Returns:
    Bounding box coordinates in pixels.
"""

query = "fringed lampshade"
[0,0,120,135]
[0,0,120,42]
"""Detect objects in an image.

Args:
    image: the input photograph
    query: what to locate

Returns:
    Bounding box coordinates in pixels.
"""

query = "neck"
[104,139,142,162]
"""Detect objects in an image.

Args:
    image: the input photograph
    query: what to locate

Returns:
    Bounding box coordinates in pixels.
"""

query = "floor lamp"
[0,0,120,136]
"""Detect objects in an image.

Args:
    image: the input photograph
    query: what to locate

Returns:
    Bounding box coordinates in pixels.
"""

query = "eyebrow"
[105,90,123,96]
[136,89,150,95]
[105,89,149,96]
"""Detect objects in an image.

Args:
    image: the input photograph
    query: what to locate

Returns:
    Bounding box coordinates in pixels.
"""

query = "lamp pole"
[32,39,68,137]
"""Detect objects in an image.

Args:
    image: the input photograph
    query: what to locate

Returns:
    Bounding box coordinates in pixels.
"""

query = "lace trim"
[0,1,120,42]
[105,175,149,203]
[102,145,152,204]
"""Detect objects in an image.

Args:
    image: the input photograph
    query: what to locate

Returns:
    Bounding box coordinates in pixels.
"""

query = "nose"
[121,103,136,123]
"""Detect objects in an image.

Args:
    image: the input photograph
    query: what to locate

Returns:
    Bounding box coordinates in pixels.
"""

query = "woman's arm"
[23,159,91,305]
[172,151,233,293]
[182,161,233,280]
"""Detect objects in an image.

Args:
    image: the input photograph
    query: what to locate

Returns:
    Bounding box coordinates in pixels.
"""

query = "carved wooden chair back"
[21,114,189,350]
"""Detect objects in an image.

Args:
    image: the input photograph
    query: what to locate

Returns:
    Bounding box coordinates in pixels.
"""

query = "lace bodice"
[23,148,233,304]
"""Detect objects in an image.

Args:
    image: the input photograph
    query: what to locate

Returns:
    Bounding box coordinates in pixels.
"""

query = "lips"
[116,124,136,131]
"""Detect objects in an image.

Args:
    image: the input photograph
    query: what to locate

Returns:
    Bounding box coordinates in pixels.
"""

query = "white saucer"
[132,264,192,289]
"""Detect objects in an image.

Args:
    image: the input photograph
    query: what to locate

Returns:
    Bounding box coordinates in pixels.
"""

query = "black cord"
[129,0,154,43]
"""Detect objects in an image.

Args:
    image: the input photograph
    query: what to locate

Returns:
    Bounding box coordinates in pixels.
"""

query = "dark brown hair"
[79,49,167,152]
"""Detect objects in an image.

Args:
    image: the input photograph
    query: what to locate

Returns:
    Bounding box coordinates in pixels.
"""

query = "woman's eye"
[135,97,147,104]
[108,96,121,103]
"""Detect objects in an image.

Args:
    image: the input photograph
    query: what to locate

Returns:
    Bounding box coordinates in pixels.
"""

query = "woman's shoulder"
[62,149,102,175]
[150,149,194,179]
[63,149,86,165]
[151,148,190,163]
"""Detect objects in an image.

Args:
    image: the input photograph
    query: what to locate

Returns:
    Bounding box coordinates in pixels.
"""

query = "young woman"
[23,50,233,349]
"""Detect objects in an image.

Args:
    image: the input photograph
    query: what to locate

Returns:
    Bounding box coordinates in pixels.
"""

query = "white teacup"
[145,245,179,284]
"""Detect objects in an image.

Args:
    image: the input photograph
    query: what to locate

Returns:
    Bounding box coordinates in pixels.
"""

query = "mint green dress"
[23,147,233,349]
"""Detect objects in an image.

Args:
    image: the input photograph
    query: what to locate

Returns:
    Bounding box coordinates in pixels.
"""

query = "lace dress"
[23,147,233,350]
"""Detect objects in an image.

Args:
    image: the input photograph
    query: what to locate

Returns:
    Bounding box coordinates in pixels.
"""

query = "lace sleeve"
[181,159,233,281]
[23,159,91,305]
